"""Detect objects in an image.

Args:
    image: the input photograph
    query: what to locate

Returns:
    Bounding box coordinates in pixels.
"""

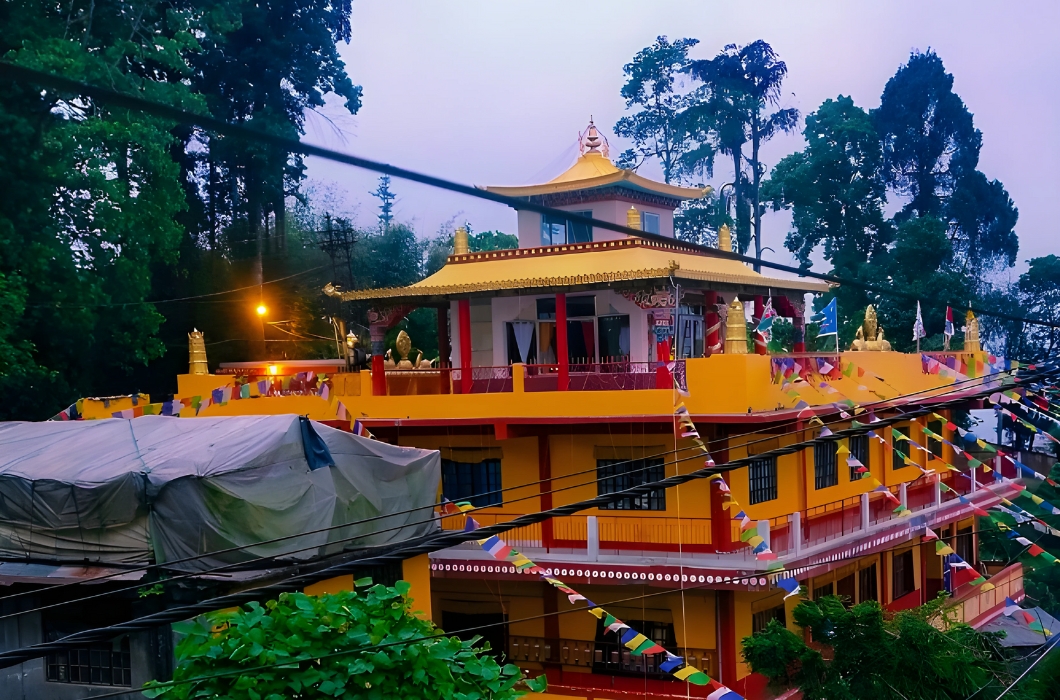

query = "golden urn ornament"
[850,305,892,351]
[964,311,981,352]
[395,330,415,369]
[724,298,748,354]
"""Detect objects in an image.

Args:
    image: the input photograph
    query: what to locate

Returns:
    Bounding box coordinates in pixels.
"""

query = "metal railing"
[506,636,715,678]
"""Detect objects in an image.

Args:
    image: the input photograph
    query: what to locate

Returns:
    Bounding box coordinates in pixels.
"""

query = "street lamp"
[256,304,267,317]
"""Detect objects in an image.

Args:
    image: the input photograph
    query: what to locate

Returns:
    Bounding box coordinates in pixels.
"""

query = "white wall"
[516,199,676,248]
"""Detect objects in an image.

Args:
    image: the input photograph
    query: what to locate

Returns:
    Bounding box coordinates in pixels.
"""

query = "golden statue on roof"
[578,118,609,157]
[850,305,891,351]
[964,310,980,352]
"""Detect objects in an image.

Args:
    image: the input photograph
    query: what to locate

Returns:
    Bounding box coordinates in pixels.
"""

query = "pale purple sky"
[304,1,1059,276]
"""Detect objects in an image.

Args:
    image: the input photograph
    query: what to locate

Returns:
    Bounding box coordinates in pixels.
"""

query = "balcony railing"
[438,464,994,559]
[525,362,659,392]
[378,361,687,395]
[507,635,715,678]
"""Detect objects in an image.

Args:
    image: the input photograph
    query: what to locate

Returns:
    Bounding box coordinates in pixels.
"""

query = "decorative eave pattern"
[323,237,832,303]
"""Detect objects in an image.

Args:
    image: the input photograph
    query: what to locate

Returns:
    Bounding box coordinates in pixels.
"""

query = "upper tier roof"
[483,152,708,201]
[324,237,831,304]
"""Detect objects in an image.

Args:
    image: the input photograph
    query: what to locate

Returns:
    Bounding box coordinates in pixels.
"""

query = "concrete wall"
[0,608,168,700]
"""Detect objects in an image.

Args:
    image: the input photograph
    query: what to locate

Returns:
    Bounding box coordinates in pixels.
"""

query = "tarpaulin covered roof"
[0,415,439,571]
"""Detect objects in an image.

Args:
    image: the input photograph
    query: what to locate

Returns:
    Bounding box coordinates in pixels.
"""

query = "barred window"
[893,549,915,600]
[892,427,909,470]
[752,605,787,634]
[748,457,778,505]
[47,638,132,687]
[442,458,502,507]
[814,442,838,489]
[597,458,666,510]
[858,564,878,602]
[849,435,869,481]
[927,420,944,460]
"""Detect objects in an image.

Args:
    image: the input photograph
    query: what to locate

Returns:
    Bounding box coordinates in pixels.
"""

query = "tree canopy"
[743,596,1010,700]
[145,583,543,700]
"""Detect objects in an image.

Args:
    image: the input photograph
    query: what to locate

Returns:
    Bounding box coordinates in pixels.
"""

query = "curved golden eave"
[325,238,831,303]
[483,153,709,201]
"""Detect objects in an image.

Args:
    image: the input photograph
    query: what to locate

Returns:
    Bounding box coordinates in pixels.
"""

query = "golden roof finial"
[964,310,980,352]
[188,329,208,375]
[626,206,641,231]
[578,118,609,158]
[724,298,747,354]
[718,224,732,253]
[453,226,470,256]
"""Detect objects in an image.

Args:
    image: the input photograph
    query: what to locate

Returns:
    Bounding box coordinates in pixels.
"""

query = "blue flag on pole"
[810,298,838,337]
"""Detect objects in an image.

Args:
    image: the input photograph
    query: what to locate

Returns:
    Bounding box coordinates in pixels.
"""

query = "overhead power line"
[64,525,1008,700]
[0,361,1049,669]
[0,365,1022,619]
[1,62,1057,330]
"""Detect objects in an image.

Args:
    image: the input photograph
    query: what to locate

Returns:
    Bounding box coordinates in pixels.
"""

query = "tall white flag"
[913,301,927,342]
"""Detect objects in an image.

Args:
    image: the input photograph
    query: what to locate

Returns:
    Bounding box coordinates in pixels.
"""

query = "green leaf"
[524,674,548,692]
[354,577,373,588]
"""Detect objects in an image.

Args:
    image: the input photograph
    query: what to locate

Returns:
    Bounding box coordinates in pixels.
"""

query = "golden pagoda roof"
[483,152,708,201]
[325,238,831,303]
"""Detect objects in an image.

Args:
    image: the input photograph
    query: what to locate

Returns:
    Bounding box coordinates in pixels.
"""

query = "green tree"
[372,175,396,231]
[686,40,799,266]
[145,583,543,699]
[743,596,1010,700]
[1010,256,1060,362]
[0,0,204,416]
[614,36,700,184]
[764,96,892,331]
[674,189,731,246]
[872,50,1018,286]
[872,216,972,352]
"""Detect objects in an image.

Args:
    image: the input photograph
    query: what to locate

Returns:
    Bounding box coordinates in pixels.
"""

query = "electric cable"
[0,364,1026,619]
[0,362,1051,668]
[1,62,1058,330]
[40,525,1023,700]
[25,264,330,309]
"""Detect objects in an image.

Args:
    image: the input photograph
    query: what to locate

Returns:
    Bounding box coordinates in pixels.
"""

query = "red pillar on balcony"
[437,306,451,394]
[753,294,767,355]
[710,473,737,552]
[555,293,569,391]
[370,322,387,396]
[704,290,720,355]
[458,298,472,394]
[793,311,806,353]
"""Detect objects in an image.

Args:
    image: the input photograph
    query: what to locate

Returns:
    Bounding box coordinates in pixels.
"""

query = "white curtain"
[511,321,534,363]
[619,325,630,357]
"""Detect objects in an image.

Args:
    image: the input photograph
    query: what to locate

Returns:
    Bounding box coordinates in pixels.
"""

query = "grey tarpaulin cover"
[0,415,439,571]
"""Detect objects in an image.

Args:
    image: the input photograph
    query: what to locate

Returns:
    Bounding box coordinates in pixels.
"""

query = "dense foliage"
[145,583,542,699]
[743,596,1011,700]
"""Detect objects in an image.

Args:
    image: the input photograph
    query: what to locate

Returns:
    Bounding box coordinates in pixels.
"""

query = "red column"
[555,293,569,391]
[793,314,806,353]
[655,337,672,389]
[458,299,472,394]
[704,290,719,356]
[437,306,451,394]
[370,322,387,396]
[710,474,737,552]
[753,295,767,355]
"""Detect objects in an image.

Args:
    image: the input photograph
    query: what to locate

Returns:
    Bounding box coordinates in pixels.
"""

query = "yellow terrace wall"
[174,351,987,424]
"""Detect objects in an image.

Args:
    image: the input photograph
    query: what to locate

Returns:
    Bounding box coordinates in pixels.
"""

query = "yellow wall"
[302,553,432,621]
[172,351,987,425]
[77,394,151,419]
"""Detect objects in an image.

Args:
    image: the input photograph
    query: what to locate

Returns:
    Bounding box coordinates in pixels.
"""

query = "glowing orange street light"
[256,304,267,317]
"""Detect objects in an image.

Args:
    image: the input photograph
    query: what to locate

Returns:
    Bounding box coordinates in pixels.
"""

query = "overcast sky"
[304,1,1059,277]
